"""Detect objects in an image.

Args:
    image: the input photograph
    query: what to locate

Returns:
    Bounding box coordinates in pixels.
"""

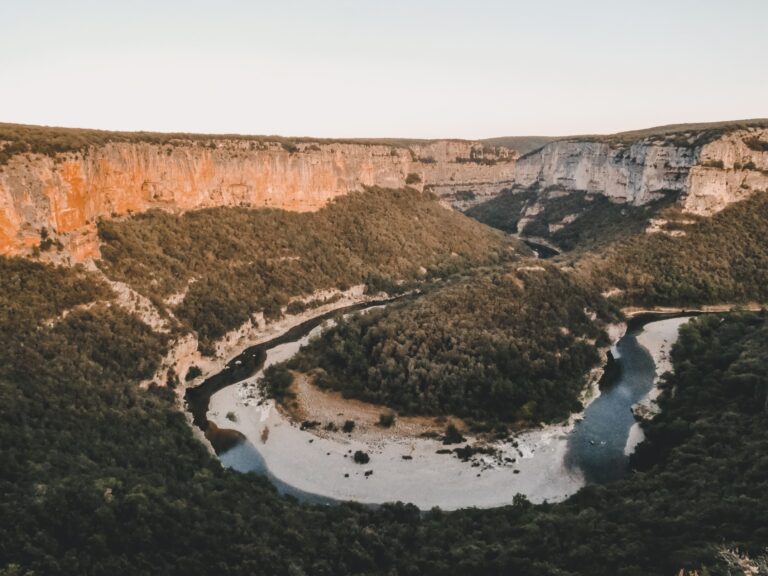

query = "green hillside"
[97,187,520,350]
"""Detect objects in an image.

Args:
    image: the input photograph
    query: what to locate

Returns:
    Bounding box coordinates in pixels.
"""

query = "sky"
[1,0,766,139]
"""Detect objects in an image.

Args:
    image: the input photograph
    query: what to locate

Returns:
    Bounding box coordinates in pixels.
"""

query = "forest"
[464,188,536,234]
[97,187,519,350]
[278,265,620,427]
[466,187,676,252]
[469,187,768,308]
[588,192,768,306]
[1,256,766,575]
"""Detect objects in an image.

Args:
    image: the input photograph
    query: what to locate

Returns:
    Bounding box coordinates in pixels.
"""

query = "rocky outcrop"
[686,130,768,214]
[512,128,768,214]
[513,141,695,203]
[409,141,516,209]
[0,137,515,259]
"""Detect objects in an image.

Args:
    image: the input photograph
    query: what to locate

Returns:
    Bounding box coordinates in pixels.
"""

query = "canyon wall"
[0,138,515,259]
[410,141,516,209]
[2,124,766,261]
[511,128,768,215]
[687,130,768,214]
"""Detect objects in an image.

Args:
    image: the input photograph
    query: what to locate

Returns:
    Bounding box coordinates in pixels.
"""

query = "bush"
[185,365,203,381]
[378,413,396,428]
[353,450,370,464]
[286,300,308,315]
[405,172,422,185]
[744,137,768,151]
[442,423,465,445]
[259,365,295,402]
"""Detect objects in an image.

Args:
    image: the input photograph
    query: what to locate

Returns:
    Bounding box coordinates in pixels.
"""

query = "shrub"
[353,450,370,464]
[260,365,295,402]
[286,300,308,315]
[185,365,203,381]
[442,423,465,445]
[378,413,396,428]
[166,368,180,389]
[405,172,422,185]
[744,137,768,151]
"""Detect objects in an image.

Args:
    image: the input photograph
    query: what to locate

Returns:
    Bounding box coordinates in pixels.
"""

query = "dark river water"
[185,302,692,505]
[567,316,652,482]
[521,238,561,259]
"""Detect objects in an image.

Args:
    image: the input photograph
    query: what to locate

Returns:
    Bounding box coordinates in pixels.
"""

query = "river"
[520,238,561,259]
[185,308,693,509]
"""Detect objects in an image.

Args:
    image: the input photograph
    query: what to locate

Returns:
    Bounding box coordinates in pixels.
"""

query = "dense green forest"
[588,193,768,306]
[466,188,675,252]
[98,188,519,350]
[469,188,768,308]
[464,188,536,234]
[520,191,676,252]
[278,265,619,426]
[2,256,766,575]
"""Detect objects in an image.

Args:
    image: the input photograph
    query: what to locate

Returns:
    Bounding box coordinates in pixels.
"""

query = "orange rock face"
[0,139,516,260]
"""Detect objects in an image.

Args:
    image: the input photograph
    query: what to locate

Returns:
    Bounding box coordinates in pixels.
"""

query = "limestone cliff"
[511,127,768,215]
[3,122,767,261]
[687,130,768,214]
[409,141,516,209]
[0,135,515,259]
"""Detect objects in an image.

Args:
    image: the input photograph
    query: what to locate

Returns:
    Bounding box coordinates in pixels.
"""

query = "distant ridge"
[483,118,768,156]
[479,136,561,155]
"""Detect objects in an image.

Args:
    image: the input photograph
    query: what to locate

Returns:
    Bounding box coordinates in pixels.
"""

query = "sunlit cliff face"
[0,139,515,260]
[2,127,767,262]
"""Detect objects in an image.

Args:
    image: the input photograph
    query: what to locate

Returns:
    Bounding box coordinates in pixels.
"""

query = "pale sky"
[1,0,766,139]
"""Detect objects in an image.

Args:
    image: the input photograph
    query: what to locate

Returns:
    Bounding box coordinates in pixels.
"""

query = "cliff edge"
[0,126,516,259]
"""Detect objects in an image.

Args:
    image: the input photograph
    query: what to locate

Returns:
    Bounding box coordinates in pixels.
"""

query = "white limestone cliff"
[512,128,768,215]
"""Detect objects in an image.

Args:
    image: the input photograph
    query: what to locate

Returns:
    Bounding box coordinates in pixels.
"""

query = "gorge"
[2,120,768,576]
[186,299,692,509]
[2,120,768,262]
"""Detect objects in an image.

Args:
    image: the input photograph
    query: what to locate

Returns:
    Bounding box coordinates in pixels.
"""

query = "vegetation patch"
[466,188,677,252]
[588,193,768,306]
[353,450,370,464]
[522,192,678,252]
[98,187,517,351]
[1,258,768,574]
[280,265,619,427]
[464,188,537,233]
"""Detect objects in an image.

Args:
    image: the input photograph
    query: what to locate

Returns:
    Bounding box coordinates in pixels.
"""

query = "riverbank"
[622,303,764,317]
[202,317,626,509]
[624,316,692,456]
[145,284,374,394]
